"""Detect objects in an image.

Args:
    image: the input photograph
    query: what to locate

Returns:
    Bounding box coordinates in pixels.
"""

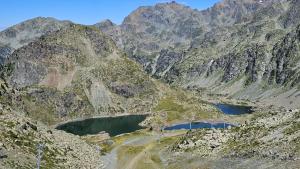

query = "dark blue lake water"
[56,115,147,136]
[164,104,252,131]
[164,122,235,130]
[215,103,253,115]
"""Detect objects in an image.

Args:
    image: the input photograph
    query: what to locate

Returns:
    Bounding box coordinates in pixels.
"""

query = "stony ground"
[82,129,186,169]
[1,95,298,169]
[168,107,300,169]
[0,103,104,169]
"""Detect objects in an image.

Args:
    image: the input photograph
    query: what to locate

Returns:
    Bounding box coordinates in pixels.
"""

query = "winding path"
[100,133,159,169]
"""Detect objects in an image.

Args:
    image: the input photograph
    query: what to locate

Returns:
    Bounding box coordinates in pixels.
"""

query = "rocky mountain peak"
[199,0,289,27]
[0,17,72,64]
[94,19,116,30]
[153,1,194,11]
[122,2,202,26]
[0,17,72,48]
[113,1,205,63]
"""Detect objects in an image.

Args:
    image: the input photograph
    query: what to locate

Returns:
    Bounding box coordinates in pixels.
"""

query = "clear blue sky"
[0,0,219,30]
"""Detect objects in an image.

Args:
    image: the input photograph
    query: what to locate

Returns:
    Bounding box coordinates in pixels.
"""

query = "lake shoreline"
[53,112,151,128]
[55,114,149,136]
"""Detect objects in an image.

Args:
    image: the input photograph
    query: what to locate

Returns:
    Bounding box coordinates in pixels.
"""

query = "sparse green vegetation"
[284,122,300,135]
[154,96,186,113]
[153,93,220,124]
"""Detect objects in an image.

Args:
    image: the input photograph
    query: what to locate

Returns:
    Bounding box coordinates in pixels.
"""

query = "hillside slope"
[168,108,300,169]
[0,24,158,124]
[0,103,104,169]
[0,24,218,125]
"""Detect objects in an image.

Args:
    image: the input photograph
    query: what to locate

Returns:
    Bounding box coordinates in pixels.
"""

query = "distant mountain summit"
[94,19,122,45]
[94,19,116,30]
[0,17,72,64]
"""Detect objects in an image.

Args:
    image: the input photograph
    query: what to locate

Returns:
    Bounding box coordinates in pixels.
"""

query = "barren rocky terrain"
[0,0,299,168]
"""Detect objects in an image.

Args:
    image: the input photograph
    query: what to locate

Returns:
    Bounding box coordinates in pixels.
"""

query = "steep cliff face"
[182,26,300,86]
[0,44,12,65]
[0,17,72,64]
[266,25,300,86]
[278,0,300,28]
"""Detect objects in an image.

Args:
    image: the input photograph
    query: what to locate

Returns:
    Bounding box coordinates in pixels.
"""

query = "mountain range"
[96,0,300,108]
[0,0,299,168]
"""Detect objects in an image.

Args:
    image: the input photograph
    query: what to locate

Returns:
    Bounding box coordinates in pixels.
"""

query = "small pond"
[164,122,235,130]
[56,115,147,136]
[214,103,253,115]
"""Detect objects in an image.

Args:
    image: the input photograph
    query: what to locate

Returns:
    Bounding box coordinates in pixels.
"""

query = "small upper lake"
[214,103,253,115]
[164,122,235,130]
[56,115,147,136]
[164,104,253,131]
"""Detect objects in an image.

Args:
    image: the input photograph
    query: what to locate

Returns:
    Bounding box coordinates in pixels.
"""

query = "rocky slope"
[97,0,286,66]
[97,0,300,108]
[168,0,300,108]
[0,103,104,169]
[168,107,300,168]
[97,1,205,65]
[0,43,12,64]
[0,17,72,64]
[0,24,158,124]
